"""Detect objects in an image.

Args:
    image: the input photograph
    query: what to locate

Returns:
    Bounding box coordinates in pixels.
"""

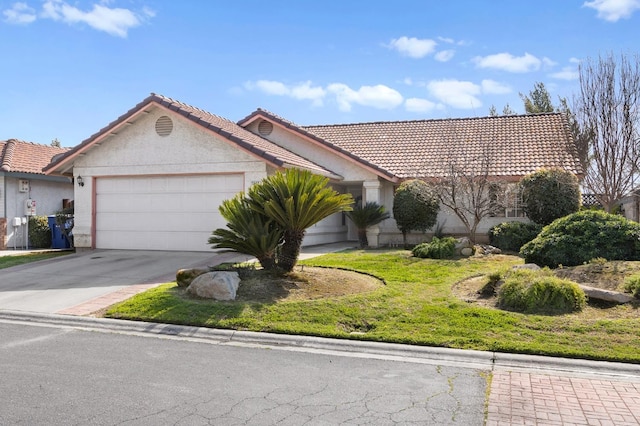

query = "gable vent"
[155,116,173,137]
[258,120,273,136]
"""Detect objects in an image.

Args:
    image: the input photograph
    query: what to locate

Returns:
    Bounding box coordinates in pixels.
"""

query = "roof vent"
[258,120,273,136]
[155,116,173,137]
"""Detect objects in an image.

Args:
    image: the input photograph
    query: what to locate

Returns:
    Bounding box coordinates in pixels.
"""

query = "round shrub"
[520,210,640,268]
[624,275,640,299]
[520,168,581,225]
[412,237,456,259]
[497,269,586,314]
[393,179,440,246]
[488,221,542,252]
[28,215,51,248]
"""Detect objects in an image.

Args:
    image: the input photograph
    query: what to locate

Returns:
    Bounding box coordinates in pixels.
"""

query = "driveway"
[0,250,246,313]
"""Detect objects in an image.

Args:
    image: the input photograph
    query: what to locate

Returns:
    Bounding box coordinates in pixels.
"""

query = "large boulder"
[176,268,209,288]
[186,271,241,301]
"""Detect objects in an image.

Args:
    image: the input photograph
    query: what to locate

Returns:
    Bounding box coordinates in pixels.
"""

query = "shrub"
[520,168,581,225]
[497,269,586,314]
[488,221,542,252]
[412,237,456,259]
[345,201,390,248]
[624,275,640,298]
[28,216,51,248]
[520,210,640,268]
[393,180,440,247]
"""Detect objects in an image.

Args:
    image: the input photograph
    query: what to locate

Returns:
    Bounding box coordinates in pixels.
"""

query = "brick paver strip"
[56,283,161,316]
[486,369,640,426]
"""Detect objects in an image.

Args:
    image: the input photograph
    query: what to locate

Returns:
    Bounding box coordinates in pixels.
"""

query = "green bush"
[28,216,51,248]
[520,210,640,268]
[488,221,542,252]
[393,179,440,247]
[412,237,456,259]
[624,275,640,298]
[520,168,581,225]
[497,269,586,314]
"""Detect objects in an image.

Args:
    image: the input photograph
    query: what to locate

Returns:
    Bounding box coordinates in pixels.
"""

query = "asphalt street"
[0,317,487,425]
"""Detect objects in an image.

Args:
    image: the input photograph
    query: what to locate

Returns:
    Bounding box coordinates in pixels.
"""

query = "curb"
[1,309,639,379]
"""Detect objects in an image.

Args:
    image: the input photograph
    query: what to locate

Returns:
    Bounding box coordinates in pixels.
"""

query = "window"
[490,183,525,218]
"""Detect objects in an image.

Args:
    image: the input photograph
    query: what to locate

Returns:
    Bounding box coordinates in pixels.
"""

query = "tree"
[520,168,581,225]
[210,169,353,272]
[392,179,440,247]
[346,201,390,248]
[209,195,283,270]
[434,145,502,243]
[520,81,554,114]
[574,53,640,212]
[502,103,516,115]
[246,169,353,272]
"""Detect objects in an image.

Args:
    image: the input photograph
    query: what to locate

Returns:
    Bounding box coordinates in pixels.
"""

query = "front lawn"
[0,252,70,269]
[106,250,640,363]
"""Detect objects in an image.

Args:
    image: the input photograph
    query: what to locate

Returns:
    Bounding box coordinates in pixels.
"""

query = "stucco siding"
[246,120,380,182]
[2,176,73,249]
[72,108,270,250]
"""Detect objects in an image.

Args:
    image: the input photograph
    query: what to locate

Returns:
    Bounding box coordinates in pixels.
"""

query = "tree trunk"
[278,229,306,272]
[357,229,369,248]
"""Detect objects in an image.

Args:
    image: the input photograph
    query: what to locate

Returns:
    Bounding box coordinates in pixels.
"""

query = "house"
[1,139,74,249]
[44,93,582,252]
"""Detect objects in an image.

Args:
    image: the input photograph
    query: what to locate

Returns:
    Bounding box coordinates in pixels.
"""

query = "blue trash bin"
[48,215,70,249]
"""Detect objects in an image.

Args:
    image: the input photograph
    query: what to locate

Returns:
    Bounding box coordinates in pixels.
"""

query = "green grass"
[0,252,70,269]
[106,249,640,363]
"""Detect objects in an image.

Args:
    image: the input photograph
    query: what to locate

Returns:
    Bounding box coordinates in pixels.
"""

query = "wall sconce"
[77,176,84,187]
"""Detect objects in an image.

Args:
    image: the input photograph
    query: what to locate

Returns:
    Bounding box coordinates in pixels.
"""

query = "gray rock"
[512,264,541,271]
[460,247,474,257]
[187,271,241,300]
[579,285,635,304]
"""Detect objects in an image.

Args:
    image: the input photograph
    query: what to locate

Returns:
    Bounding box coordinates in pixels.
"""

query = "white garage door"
[95,174,244,251]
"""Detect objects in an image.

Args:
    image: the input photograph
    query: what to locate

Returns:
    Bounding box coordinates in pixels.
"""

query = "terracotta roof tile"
[46,94,339,179]
[301,113,583,180]
[0,139,69,174]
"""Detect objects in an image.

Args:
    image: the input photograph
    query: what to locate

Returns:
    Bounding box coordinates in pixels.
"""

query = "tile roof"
[300,113,583,180]
[0,139,69,175]
[45,94,340,179]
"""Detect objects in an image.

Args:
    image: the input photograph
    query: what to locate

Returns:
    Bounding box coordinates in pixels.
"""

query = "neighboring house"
[1,139,73,249]
[44,93,582,252]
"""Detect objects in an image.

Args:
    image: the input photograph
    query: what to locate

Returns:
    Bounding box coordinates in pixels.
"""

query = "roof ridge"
[151,93,235,124]
[0,138,69,150]
[0,139,15,171]
[302,112,563,128]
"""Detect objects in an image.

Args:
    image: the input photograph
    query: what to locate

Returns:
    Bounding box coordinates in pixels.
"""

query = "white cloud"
[41,0,151,37]
[542,57,557,68]
[427,80,482,109]
[434,50,455,62]
[550,67,579,80]
[481,79,512,94]
[405,98,437,113]
[473,52,542,73]
[583,0,640,21]
[327,83,404,111]
[386,36,437,58]
[3,2,36,24]
[245,80,326,106]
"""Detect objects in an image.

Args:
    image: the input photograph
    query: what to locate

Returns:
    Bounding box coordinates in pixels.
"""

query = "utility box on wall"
[25,199,36,216]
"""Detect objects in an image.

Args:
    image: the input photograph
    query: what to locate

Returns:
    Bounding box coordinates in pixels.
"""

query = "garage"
[95,174,244,251]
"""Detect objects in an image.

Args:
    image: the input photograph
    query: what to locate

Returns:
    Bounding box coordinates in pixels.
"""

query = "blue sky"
[0,0,639,147]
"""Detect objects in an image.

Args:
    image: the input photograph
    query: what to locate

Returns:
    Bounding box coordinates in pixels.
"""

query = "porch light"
[77,176,84,187]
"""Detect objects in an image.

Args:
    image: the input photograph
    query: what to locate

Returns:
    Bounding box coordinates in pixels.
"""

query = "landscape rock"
[474,245,502,256]
[455,237,475,256]
[512,264,541,271]
[187,271,241,300]
[579,284,635,304]
[176,268,209,288]
[460,247,474,257]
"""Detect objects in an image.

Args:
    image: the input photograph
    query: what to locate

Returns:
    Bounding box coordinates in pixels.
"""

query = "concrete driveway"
[0,250,245,314]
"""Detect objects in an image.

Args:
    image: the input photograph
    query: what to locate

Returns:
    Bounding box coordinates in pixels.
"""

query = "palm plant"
[208,195,283,270]
[247,169,353,272]
[346,201,390,248]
